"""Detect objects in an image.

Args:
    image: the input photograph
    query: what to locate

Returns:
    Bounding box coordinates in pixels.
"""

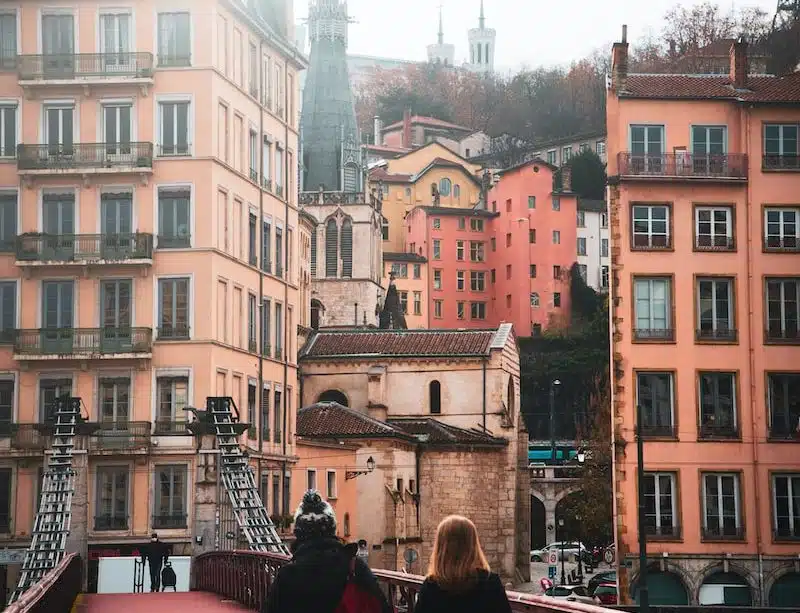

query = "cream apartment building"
[0,0,304,595]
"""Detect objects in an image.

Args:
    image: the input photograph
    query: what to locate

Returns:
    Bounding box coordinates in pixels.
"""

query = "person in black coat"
[413,515,512,613]
[140,532,170,592]
[264,490,392,613]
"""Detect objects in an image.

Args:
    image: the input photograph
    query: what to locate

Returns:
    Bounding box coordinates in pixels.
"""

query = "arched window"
[341,218,353,278]
[453,184,461,199]
[439,178,451,197]
[477,44,482,64]
[485,43,490,64]
[429,380,441,414]
[310,226,317,277]
[311,299,323,329]
[318,389,349,406]
[325,218,338,277]
[343,162,358,192]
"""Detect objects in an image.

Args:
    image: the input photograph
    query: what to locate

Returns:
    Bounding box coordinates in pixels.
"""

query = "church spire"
[479,0,485,29]
[437,5,443,45]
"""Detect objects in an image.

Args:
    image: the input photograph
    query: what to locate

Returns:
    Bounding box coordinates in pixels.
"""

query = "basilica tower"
[465,0,496,74]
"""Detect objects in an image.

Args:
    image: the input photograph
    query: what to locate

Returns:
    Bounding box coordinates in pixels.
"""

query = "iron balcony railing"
[696,327,738,342]
[94,515,128,531]
[17,142,154,171]
[701,525,745,540]
[14,328,153,356]
[764,236,800,252]
[17,52,154,81]
[152,513,187,529]
[156,325,190,341]
[0,423,52,450]
[646,524,682,540]
[89,421,152,451]
[765,327,800,343]
[633,327,675,342]
[699,421,739,439]
[617,152,748,179]
[16,233,153,263]
[763,154,800,170]
[153,420,190,436]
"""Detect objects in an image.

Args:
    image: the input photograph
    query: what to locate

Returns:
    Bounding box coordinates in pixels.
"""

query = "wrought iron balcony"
[763,154,800,171]
[153,420,191,436]
[765,327,800,344]
[617,152,748,180]
[764,236,800,253]
[16,233,153,265]
[17,142,154,174]
[17,52,154,82]
[14,328,153,358]
[89,421,152,451]
[156,325,190,341]
[1,423,52,450]
[696,234,735,251]
[633,327,675,342]
[152,513,188,529]
[702,525,745,541]
[695,327,738,342]
[94,515,129,531]
[699,421,739,439]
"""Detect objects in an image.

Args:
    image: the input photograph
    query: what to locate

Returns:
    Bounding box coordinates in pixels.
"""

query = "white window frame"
[155,10,193,67]
[0,101,20,158]
[635,371,675,429]
[764,207,800,250]
[701,472,741,534]
[433,299,442,319]
[433,269,442,290]
[696,277,734,334]
[470,301,486,320]
[155,94,193,157]
[632,204,670,249]
[577,237,587,256]
[326,470,336,499]
[153,273,194,341]
[773,473,800,537]
[456,271,465,291]
[696,206,733,248]
[634,277,671,333]
[154,182,194,248]
[765,277,800,337]
[642,472,677,533]
[306,468,316,491]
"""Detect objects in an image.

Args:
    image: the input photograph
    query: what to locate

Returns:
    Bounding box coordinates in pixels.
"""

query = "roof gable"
[297,402,415,441]
[621,72,800,102]
[385,141,480,176]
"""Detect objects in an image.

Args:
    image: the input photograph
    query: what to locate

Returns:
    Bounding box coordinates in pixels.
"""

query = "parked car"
[543,584,597,604]
[588,570,617,595]
[530,542,588,562]
[593,583,618,605]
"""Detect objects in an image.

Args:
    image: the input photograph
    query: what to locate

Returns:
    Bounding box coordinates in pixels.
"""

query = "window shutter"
[340,218,352,278]
[325,219,338,277]
[310,226,317,277]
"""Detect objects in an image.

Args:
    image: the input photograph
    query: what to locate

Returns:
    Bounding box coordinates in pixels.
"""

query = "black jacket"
[140,540,170,566]
[265,537,391,613]
[413,570,512,613]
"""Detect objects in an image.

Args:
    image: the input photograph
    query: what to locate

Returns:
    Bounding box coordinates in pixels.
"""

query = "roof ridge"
[304,402,399,431]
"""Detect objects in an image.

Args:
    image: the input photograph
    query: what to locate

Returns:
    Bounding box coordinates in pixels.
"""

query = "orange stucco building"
[608,29,800,607]
[0,0,304,596]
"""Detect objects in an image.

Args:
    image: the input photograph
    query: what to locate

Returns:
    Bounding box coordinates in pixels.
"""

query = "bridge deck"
[74,592,252,613]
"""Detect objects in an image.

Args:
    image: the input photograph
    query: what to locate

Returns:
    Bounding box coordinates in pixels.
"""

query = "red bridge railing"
[4,553,82,613]
[193,550,612,613]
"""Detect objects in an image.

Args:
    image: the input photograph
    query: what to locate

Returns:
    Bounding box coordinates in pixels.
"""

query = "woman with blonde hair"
[414,515,512,612]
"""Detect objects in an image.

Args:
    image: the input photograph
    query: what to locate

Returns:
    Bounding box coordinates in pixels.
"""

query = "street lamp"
[549,380,561,464]
[558,518,566,585]
[575,513,584,583]
[346,456,376,480]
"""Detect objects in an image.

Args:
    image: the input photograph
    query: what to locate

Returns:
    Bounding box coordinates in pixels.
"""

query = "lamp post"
[549,380,561,464]
[558,518,566,585]
[575,447,586,584]
[346,456,376,481]
[636,403,650,613]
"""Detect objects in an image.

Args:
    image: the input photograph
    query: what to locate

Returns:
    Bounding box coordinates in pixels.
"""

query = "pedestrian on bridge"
[264,490,391,613]
[140,533,170,592]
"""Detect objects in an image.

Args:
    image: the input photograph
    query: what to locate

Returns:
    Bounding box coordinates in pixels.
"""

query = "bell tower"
[466,0,496,74]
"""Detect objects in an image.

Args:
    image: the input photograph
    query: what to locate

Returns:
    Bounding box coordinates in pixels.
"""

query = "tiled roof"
[578,198,607,213]
[297,402,414,440]
[413,158,482,186]
[369,168,413,183]
[388,418,508,447]
[622,73,800,102]
[301,328,499,359]
[383,115,473,132]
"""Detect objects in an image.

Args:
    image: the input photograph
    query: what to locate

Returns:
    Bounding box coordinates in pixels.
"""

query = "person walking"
[140,533,170,592]
[265,490,392,613]
[413,515,512,613]
[356,539,370,567]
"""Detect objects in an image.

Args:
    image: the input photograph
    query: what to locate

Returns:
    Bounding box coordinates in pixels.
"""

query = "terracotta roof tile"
[369,168,413,183]
[383,115,472,132]
[297,402,413,440]
[388,418,508,447]
[622,73,800,102]
[301,329,497,359]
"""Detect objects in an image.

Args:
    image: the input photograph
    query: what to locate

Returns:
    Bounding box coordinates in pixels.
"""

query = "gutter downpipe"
[257,37,265,496]
[482,357,487,430]
[743,104,765,604]
[281,55,290,515]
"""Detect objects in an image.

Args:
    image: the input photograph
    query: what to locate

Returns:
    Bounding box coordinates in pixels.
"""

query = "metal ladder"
[206,397,288,554]
[9,397,82,604]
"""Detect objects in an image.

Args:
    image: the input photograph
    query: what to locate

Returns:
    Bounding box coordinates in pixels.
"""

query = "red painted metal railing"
[4,553,82,613]
[193,550,613,613]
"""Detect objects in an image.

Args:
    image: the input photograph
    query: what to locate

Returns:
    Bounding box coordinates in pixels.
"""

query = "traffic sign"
[547,550,558,565]
[548,565,557,579]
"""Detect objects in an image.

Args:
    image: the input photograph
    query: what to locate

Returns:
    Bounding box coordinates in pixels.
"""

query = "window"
[577,211,585,227]
[261,299,271,356]
[0,104,17,158]
[274,147,284,195]
[546,150,556,165]
[765,278,800,342]
[307,469,316,491]
[528,196,536,209]
[577,237,587,256]
[0,13,16,70]
[561,147,572,163]
[432,218,441,230]
[601,238,609,257]
[262,218,272,273]
[262,137,271,187]
[552,230,560,244]
[630,125,665,167]
[553,265,561,279]
[529,229,536,244]
[636,372,675,437]
[153,465,187,528]
[530,292,539,307]
[158,100,190,156]
[39,378,72,423]
[469,241,485,262]
[696,206,734,249]
[702,473,742,539]
[434,300,442,319]
[261,384,270,440]
[490,237,496,251]
[0,378,12,426]
[390,263,408,279]
[470,302,486,320]
[0,192,15,252]
[596,141,606,157]
[601,266,610,289]
[767,373,800,439]
[506,265,512,279]
[632,205,670,249]
[275,225,284,277]
[413,264,421,279]
[529,264,537,278]
[249,129,258,181]
[429,380,441,414]
[98,377,130,423]
[470,218,484,232]
[439,178,451,197]
[456,301,465,319]
[273,388,282,444]
[643,473,678,538]
[699,372,737,438]
[0,281,15,342]
[578,264,587,281]
[413,292,421,315]
[248,42,258,96]
[456,271,465,291]
[764,124,799,169]
[381,219,389,241]
[433,270,442,290]
[505,233,512,247]
[773,474,800,539]
[505,199,512,213]
[326,471,336,499]
[157,12,191,67]
[248,213,258,265]
[456,241,464,261]
[552,197,561,211]
[248,294,257,352]
[470,271,485,292]
[275,303,283,359]
[399,291,408,314]
[95,467,128,530]
[454,184,460,198]
[601,213,608,228]
[433,239,441,259]
[553,292,561,307]
[697,278,735,341]
[764,207,800,251]
[458,217,466,230]
[158,188,190,247]
[158,278,190,339]
[155,376,188,432]
[634,277,672,341]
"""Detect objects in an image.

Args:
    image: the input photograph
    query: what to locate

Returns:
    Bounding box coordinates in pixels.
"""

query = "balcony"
[16,233,153,269]
[17,143,153,184]
[89,421,152,452]
[153,420,191,436]
[152,513,187,529]
[764,236,800,253]
[763,154,800,171]
[13,328,153,361]
[695,327,738,343]
[633,327,675,342]
[94,515,129,531]
[156,325,190,341]
[0,423,51,451]
[17,52,154,93]
[617,152,748,182]
[696,235,735,252]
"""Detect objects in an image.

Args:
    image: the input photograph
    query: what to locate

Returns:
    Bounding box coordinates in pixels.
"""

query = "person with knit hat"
[264,490,392,613]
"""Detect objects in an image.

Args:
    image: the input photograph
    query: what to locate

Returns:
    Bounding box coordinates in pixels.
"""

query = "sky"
[293,0,778,73]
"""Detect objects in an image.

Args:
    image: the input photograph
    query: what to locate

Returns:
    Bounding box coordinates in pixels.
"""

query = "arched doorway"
[317,390,349,406]
[699,571,752,606]
[632,569,690,605]
[554,491,583,543]
[769,572,800,607]
[530,496,546,549]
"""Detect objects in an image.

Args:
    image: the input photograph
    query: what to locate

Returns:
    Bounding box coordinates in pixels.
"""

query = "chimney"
[730,38,748,89]
[402,109,412,149]
[611,24,629,93]
[373,116,382,146]
[561,165,572,192]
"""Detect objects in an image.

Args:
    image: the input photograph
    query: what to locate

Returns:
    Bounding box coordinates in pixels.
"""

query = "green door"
[769,573,800,607]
